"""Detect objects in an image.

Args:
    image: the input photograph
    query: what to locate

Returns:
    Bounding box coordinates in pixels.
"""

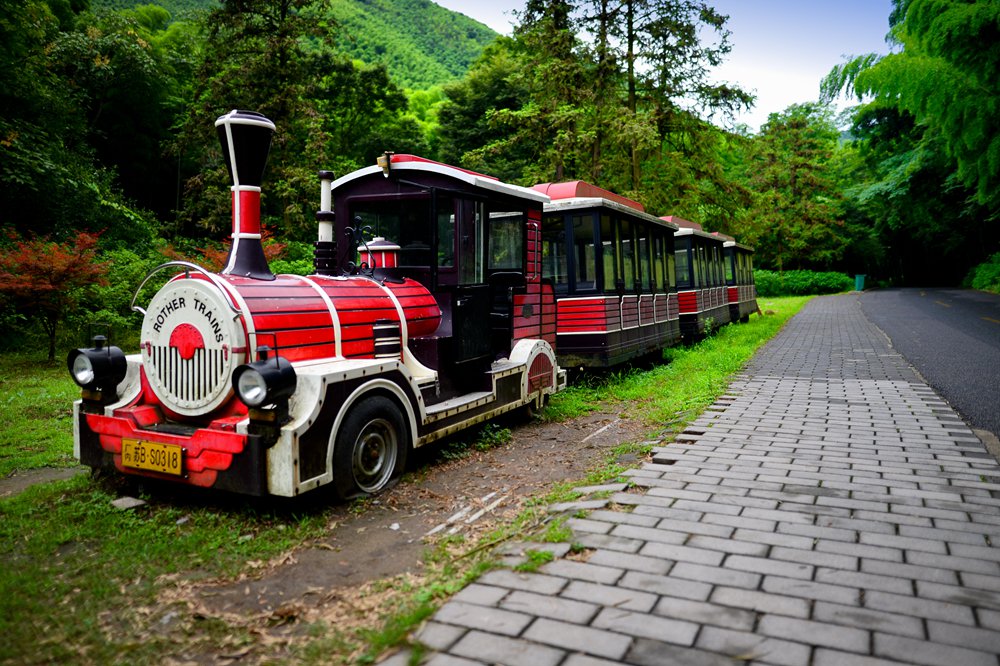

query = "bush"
[964,253,1000,294]
[269,240,314,276]
[71,247,166,350]
[754,269,855,296]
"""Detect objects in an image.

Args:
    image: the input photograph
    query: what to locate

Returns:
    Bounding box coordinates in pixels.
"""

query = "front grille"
[148,345,229,410]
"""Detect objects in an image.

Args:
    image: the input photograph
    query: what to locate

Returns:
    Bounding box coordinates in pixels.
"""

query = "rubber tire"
[333,395,408,499]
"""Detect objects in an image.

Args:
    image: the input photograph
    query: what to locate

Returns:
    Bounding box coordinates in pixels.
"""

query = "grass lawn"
[547,295,811,428]
[0,295,810,664]
[0,353,79,477]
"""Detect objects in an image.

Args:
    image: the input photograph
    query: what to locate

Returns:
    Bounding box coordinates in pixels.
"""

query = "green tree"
[171,0,338,240]
[0,0,84,237]
[573,0,753,191]
[437,38,534,181]
[731,103,846,272]
[438,0,751,229]
[822,0,1000,284]
[47,8,195,225]
[0,0,159,248]
[825,0,999,209]
[507,0,588,182]
[832,103,992,284]
[314,56,429,174]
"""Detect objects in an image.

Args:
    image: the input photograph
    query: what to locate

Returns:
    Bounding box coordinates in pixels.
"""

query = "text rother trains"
[68,111,755,499]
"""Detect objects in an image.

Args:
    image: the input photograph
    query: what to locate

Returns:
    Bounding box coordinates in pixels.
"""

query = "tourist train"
[68,111,755,499]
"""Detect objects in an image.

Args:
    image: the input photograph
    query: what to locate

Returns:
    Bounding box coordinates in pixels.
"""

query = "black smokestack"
[215,110,276,280]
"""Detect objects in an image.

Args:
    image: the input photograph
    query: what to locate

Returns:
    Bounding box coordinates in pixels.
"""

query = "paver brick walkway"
[389,295,1000,666]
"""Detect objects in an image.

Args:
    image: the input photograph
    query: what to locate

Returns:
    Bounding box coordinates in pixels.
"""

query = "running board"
[426,391,494,417]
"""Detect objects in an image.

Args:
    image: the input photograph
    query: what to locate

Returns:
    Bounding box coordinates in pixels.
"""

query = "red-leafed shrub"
[159,227,287,272]
[0,232,110,361]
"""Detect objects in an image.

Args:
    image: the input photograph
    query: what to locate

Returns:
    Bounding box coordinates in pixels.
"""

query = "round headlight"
[71,353,96,386]
[236,368,268,407]
[232,347,297,409]
[66,337,128,394]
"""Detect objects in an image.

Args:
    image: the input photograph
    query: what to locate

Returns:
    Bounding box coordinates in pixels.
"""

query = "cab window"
[542,214,568,292]
[488,210,523,273]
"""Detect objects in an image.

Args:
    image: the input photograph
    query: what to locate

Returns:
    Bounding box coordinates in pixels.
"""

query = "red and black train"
[68,111,755,499]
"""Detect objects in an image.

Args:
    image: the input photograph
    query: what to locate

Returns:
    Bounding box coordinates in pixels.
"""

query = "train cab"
[535,181,681,368]
[719,235,758,323]
[328,154,563,403]
[664,217,732,339]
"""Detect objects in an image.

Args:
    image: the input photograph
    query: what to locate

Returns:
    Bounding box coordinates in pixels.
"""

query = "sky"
[432,0,895,132]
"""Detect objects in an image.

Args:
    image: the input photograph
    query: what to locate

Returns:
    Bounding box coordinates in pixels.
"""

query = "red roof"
[533,181,645,212]
[660,216,702,231]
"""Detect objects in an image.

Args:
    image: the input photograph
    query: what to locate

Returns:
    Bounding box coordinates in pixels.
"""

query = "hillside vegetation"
[326,0,497,88]
[89,0,497,88]
[91,0,216,18]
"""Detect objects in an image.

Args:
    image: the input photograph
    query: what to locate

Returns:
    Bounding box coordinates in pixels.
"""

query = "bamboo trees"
[822,0,1000,284]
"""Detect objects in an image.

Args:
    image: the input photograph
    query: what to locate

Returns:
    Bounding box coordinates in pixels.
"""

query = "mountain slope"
[90,0,498,89]
[328,0,497,88]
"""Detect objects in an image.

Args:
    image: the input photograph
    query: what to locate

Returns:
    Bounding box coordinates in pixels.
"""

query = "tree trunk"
[591,0,612,182]
[43,315,57,363]
[626,0,640,189]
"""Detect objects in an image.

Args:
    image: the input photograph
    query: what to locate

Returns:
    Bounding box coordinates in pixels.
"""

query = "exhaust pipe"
[215,110,276,280]
[314,170,337,276]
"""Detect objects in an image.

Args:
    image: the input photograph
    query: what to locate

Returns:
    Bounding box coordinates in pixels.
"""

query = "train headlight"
[70,353,96,386]
[232,346,296,409]
[236,369,269,407]
[67,336,127,393]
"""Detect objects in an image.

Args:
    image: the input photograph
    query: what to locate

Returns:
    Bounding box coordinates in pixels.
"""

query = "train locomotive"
[68,111,754,499]
[68,111,564,499]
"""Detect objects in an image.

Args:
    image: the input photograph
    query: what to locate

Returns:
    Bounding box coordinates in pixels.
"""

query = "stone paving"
[388,294,1000,666]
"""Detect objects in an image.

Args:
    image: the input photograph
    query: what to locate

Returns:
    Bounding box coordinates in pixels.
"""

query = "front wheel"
[333,395,408,499]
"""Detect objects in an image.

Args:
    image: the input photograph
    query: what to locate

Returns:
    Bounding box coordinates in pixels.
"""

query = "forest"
[1,0,998,359]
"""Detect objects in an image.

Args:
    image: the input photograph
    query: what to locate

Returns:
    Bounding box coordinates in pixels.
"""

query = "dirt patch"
[0,466,87,498]
[204,411,645,606]
[147,409,655,663]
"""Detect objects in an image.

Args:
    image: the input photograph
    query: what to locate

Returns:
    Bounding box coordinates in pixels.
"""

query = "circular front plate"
[140,278,246,416]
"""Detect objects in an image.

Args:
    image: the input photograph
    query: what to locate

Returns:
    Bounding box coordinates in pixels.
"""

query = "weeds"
[514,549,555,572]
[541,517,573,543]
[437,422,514,461]
[0,476,329,664]
[473,424,512,451]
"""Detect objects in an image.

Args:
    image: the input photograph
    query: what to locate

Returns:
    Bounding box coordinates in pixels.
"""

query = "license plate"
[122,438,184,476]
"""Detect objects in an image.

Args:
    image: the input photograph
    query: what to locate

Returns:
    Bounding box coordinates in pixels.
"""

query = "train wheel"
[333,396,408,499]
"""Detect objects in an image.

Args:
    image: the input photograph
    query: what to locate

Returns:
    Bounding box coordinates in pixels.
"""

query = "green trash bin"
[854,274,866,291]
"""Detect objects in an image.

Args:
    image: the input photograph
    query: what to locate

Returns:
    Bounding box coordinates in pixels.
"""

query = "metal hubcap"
[352,417,397,493]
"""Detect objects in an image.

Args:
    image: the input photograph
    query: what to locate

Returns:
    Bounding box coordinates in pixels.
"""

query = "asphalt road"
[859,288,1000,442]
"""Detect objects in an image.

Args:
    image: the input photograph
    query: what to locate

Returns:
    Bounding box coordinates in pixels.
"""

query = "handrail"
[129,261,242,318]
